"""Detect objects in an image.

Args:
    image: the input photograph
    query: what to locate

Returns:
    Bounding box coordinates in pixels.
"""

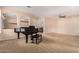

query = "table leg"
[18,32,20,39]
[26,35,28,43]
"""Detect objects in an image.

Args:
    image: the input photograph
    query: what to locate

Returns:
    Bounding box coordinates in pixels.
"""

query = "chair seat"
[31,34,42,44]
[32,34,42,38]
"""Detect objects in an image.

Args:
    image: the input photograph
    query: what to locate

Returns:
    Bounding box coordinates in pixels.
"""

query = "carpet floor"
[0,33,79,53]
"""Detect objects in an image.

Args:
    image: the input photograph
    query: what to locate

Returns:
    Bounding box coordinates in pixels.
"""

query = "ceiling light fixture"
[59,14,66,18]
[27,6,31,8]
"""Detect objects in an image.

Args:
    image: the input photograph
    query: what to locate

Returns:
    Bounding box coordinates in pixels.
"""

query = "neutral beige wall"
[1,7,38,29]
[0,9,1,33]
[0,7,38,40]
[45,16,58,33]
[45,16,79,35]
[57,16,79,35]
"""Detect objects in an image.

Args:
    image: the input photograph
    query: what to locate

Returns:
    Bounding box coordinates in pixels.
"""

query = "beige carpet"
[0,33,79,53]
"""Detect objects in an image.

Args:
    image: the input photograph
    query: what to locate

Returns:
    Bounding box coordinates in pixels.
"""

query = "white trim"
[16,16,20,28]
[43,17,45,34]
[28,17,31,26]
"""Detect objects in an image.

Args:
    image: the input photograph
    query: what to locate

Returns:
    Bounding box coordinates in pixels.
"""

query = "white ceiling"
[2,6,79,17]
